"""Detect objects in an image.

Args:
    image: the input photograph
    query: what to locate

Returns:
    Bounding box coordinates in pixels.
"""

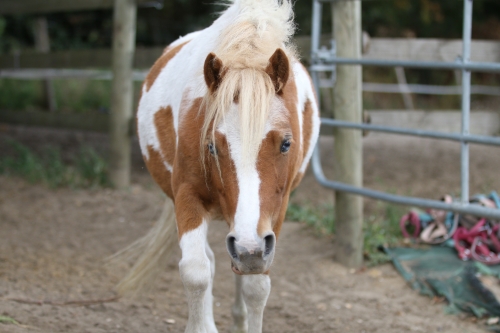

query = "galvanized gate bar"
[310,0,323,98]
[310,59,500,73]
[312,146,500,220]
[460,0,473,205]
[310,0,500,219]
[320,118,500,146]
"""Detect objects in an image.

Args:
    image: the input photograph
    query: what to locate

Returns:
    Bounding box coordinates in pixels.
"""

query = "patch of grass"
[0,315,19,325]
[286,202,335,235]
[0,79,41,110]
[0,79,144,113]
[286,201,405,266]
[75,146,109,187]
[0,140,109,188]
[363,203,405,266]
[54,79,111,113]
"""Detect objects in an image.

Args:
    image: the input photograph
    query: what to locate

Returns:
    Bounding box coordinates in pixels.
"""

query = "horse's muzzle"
[226,232,276,274]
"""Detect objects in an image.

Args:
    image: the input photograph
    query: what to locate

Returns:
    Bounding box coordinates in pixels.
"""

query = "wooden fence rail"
[0,48,164,70]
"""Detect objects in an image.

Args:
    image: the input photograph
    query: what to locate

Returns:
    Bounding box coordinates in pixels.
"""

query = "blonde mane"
[201,0,296,169]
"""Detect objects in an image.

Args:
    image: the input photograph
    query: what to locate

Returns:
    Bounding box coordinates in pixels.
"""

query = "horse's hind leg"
[231,275,248,333]
[204,241,218,333]
[232,274,270,333]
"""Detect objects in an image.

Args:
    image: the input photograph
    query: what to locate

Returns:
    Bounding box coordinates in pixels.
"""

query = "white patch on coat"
[136,5,241,162]
[217,104,261,248]
[164,31,202,53]
[217,98,288,247]
[293,63,320,173]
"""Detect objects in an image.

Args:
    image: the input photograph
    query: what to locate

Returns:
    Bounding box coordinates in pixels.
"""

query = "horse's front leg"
[204,241,218,333]
[231,275,248,333]
[179,220,212,333]
[233,274,271,333]
[177,190,218,333]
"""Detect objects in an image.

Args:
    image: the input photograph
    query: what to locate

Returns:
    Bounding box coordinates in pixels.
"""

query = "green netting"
[385,246,500,319]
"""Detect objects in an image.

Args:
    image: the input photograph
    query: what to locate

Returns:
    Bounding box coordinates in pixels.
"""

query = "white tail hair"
[109,198,177,296]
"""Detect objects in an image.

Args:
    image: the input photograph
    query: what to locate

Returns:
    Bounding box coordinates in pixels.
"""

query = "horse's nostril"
[263,233,275,256]
[226,235,238,259]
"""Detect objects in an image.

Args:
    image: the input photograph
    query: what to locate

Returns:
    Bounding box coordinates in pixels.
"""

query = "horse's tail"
[109,197,177,296]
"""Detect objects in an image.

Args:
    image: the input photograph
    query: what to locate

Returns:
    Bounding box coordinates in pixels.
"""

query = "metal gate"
[309,0,500,219]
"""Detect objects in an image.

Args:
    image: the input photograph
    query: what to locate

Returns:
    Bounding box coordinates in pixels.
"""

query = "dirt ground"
[1,124,500,333]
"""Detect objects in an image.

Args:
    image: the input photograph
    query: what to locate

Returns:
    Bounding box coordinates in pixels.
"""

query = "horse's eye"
[208,143,217,155]
[280,139,291,154]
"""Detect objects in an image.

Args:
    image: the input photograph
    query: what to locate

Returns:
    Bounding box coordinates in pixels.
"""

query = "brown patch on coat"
[256,130,292,238]
[208,132,239,225]
[144,41,189,91]
[288,62,320,191]
[302,99,314,161]
[144,146,174,199]
[154,106,176,166]
[171,97,208,237]
[174,183,210,237]
[290,172,304,191]
[256,74,302,239]
[172,97,238,237]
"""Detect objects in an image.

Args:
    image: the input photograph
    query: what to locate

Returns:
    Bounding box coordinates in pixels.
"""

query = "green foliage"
[0,140,109,188]
[53,79,111,113]
[286,201,405,266]
[363,204,406,266]
[0,17,6,36]
[0,316,19,325]
[286,202,335,235]
[75,146,109,188]
[0,79,41,110]
[362,0,500,39]
[0,79,112,113]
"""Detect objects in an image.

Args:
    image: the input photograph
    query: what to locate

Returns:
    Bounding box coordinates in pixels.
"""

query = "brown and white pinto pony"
[117,0,320,332]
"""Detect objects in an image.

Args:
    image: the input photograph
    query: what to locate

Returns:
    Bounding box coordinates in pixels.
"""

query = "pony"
[116,0,320,332]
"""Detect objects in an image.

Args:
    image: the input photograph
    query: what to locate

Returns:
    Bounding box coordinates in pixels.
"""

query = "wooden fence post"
[33,17,57,112]
[332,0,364,268]
[109,0,136,189]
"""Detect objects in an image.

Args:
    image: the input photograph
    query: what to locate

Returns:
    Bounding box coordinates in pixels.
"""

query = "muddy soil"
[1,125,499,333]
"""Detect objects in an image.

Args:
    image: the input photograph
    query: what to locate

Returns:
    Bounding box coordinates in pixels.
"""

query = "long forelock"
[200,0,296,171]
[202,69,275,170]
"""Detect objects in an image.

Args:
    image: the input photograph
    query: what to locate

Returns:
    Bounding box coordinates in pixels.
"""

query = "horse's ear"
[204,53,224,93]
[265,48,289,94]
